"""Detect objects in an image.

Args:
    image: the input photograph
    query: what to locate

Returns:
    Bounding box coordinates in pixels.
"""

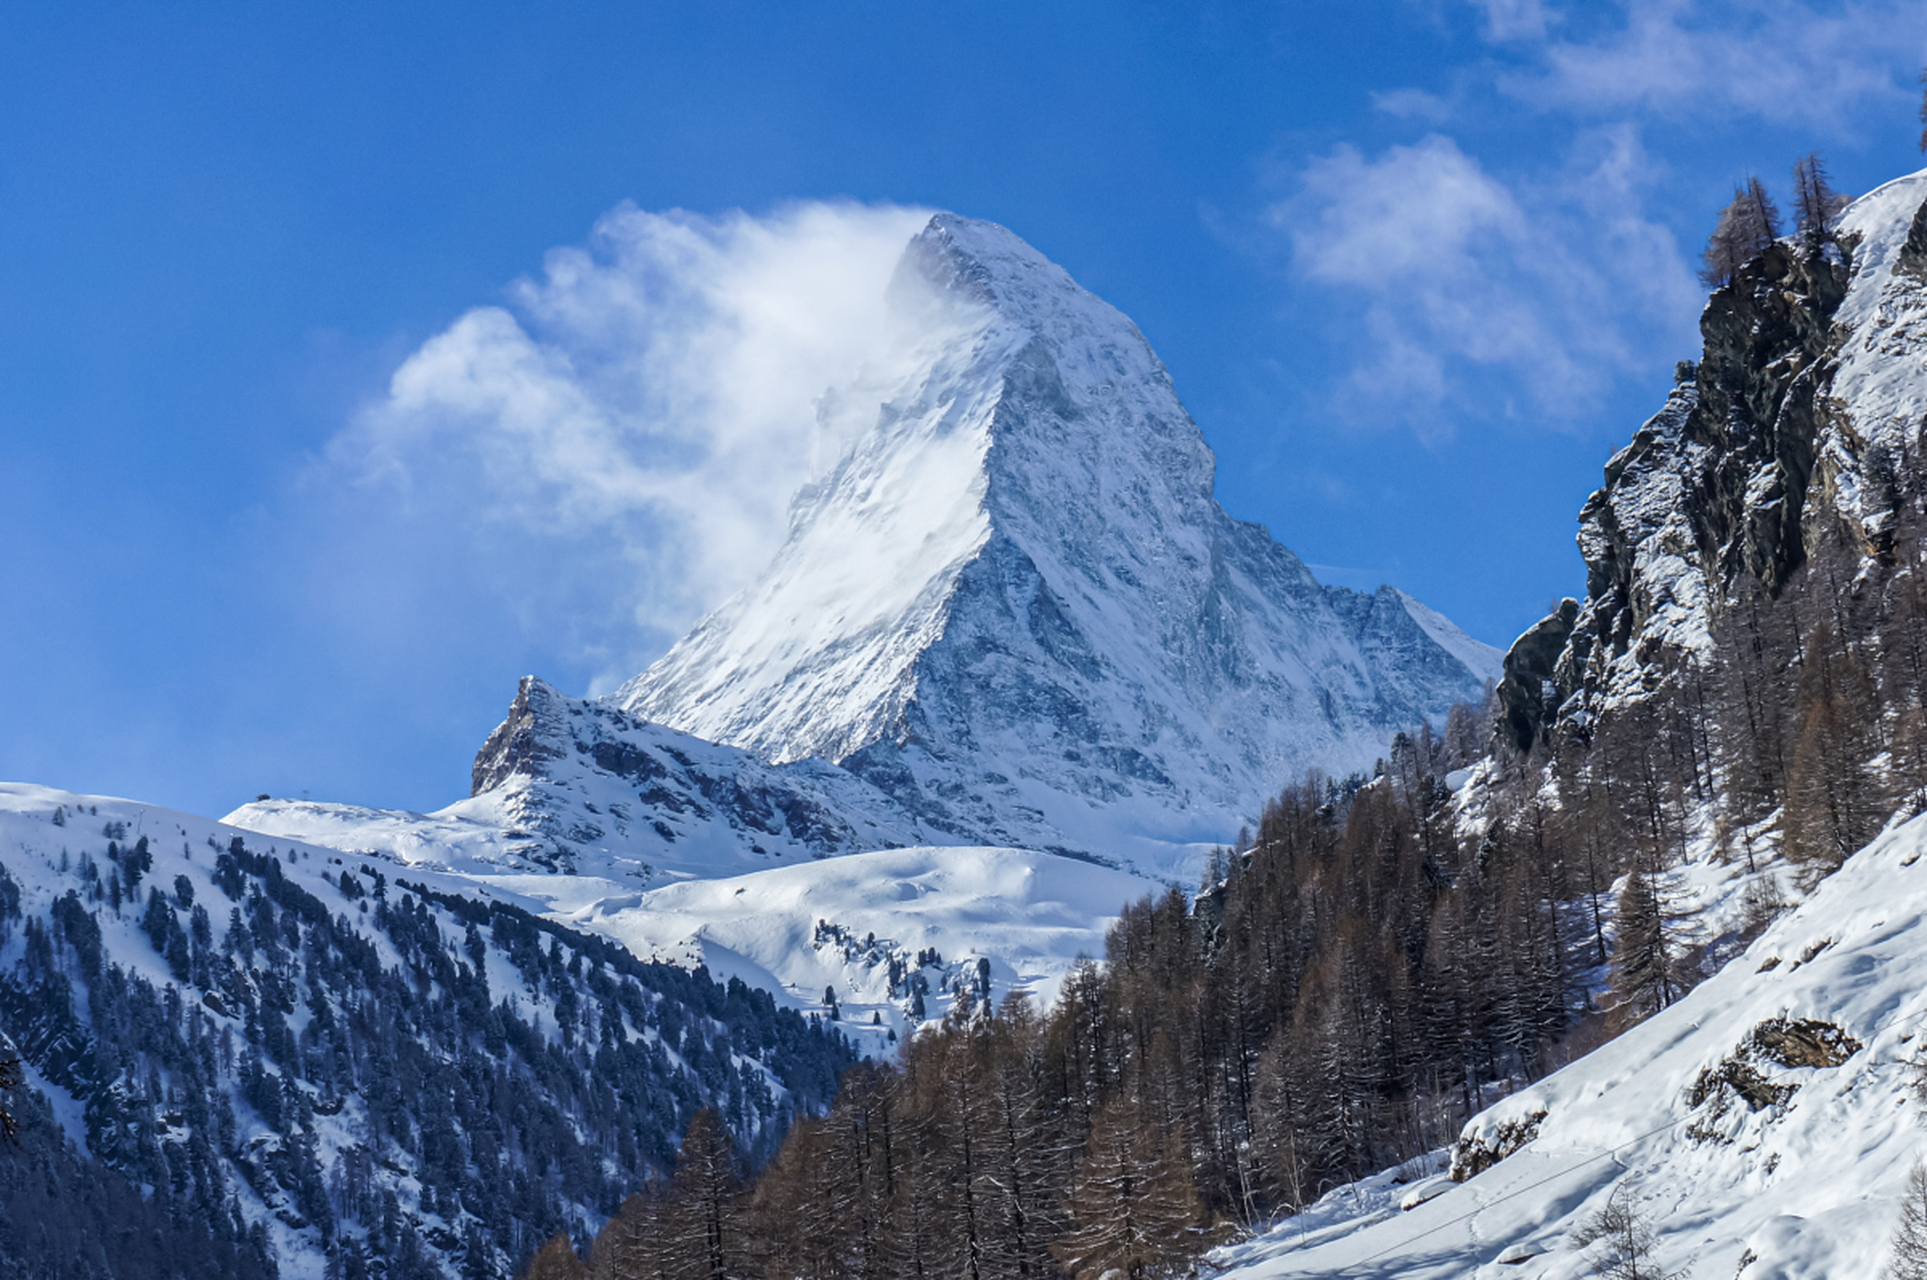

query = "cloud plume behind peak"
[323,200,934,693]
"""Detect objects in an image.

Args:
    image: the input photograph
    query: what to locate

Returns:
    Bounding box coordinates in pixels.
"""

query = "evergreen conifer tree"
[1608,868,1690,1027]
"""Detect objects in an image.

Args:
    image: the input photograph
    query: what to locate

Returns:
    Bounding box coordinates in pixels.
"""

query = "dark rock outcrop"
[467,676,942,878]
[1497,598,1578,753]
[472,675,571,796]
[1509,229,1867,749]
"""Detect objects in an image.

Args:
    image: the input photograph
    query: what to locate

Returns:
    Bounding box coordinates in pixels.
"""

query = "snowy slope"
[1208,812,1927,1279]
[1817,167,1927,538]
[227,692,1163,1060]
[546,845,1161,1049]
[0,782,851,1280]
[617,213,1501,879]
[231,771,1161,1059]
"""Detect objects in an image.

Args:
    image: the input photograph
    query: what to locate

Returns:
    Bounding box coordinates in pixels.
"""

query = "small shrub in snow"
[1892,1161,1927,1279]
[1569,1185,1687,1280]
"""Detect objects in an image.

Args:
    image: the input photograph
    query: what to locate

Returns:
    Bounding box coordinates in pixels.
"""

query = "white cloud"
[1470,0,1554,41]
[1277,130,1700,436]
[1370,86,1458,122]
[1307,0,1918,439]
[326,201,935,689]
[1497,0,1918,128]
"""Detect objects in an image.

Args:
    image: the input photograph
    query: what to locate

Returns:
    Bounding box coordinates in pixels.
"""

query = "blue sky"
[2,1,1923,817]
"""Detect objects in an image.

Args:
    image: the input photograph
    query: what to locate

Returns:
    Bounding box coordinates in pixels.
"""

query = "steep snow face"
[618,214,1500,876]
[1211,810,1927,1280]
[1818,167,1927,539]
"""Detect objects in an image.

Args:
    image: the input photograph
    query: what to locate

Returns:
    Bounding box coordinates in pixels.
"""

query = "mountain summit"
[615,214,1499,875]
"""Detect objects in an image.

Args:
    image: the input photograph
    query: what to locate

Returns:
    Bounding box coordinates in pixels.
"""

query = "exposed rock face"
[472,673,568,795]
[1497,597,1577,752]
[1498,171,1927,748]
[1448,1108,1545,1183]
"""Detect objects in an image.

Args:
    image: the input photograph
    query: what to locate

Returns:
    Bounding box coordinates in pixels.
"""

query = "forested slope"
[0,784,853,1279]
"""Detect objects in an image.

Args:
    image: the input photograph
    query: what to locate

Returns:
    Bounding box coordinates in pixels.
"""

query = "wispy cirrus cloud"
[1469,0,1555,42]
[1506,0,1920,128]
[1275,129,1698,436]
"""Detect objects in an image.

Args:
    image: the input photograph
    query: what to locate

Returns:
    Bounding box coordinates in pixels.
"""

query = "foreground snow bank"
[1212,811,1927,1278]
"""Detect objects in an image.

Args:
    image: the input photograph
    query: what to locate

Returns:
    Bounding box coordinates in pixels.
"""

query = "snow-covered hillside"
[617,212,1500,878]
[1209,810,1927,1279]
[547,845,1161,1046]
[231,773,1160,1056]
[0,783,853,1280]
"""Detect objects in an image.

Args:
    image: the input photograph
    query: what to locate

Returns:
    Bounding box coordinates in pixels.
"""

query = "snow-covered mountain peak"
[611,214,1498,875]
[896,212,1212,504]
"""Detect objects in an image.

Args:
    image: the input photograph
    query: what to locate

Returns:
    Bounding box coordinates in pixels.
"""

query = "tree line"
[1699,152,1847,288]
[519,691,1633,1280]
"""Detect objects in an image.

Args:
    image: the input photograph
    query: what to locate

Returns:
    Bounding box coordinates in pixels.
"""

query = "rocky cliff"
[1500,170,1927,752]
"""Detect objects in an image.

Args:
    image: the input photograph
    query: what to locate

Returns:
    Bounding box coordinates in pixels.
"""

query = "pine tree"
[977,995,1065,1279]
[521,1233,589,1280]
[1608,868,1691,1027]
[1700,178,1783,287]
[589,1191,676,1280]
[746,1118,848,1280]
[666,1110,744,1280]
[1792,152,1848,248]
[0,1053,19,1146]
[1781,617,1885,879]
